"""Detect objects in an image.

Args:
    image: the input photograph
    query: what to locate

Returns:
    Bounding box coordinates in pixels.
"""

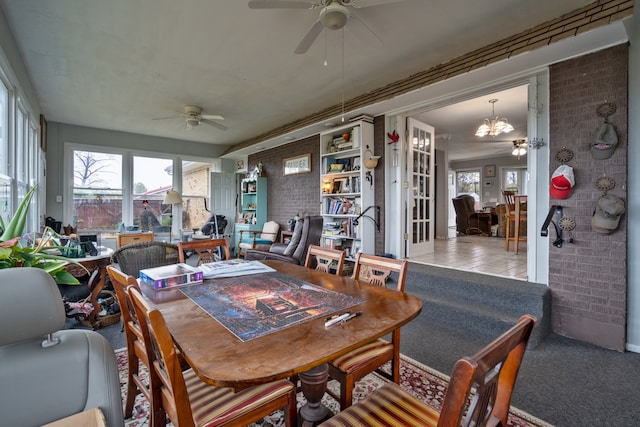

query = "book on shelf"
[139,263,204,290]
[198,259,275,279]
[337,141,353,151]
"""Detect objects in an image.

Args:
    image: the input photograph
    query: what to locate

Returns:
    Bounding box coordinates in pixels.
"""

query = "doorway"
[385,75,549,283]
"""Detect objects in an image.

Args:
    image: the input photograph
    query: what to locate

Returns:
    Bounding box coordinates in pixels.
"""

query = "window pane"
[456,170,480,210]
[182,161,214,233]
[0,80,8,175]
[503,169,519,192]
[0,175,12,226]
[16,106,25,181]
[73,150,122,232]
[133,156,173,232]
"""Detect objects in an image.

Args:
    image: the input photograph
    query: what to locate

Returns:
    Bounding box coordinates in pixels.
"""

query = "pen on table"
[325,312,351,327]
[342,312,362,322]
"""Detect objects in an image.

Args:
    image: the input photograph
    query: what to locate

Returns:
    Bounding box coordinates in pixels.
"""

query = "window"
[0,55,43,236]
[72,150,123,233]
[181,160,215,233]
[456,170,481,210]
[502,167,528,197]
[0,79,8,176]
[133,155,173,233]
[66,145,217,245]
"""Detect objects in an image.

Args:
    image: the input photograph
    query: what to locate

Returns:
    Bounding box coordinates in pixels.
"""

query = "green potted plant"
[0,185,85,284]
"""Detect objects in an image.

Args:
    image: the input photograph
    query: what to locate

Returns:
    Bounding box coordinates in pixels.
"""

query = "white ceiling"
[0,0,592,160]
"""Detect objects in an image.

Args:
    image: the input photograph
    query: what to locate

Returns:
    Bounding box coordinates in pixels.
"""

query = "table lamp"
[163,190,182,243]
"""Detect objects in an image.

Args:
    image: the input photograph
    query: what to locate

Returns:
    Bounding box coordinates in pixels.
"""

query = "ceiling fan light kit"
[475,99,514,137]
[320,3,349,29]
[512,139,527,158]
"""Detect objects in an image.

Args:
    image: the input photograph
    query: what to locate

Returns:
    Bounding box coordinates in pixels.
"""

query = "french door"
[406,118,435,257]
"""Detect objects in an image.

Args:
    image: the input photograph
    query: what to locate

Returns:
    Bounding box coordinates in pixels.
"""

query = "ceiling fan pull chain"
[341,28,345,122]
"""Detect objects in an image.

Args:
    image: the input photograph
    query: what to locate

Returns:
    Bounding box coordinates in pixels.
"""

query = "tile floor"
[409,228,527,280]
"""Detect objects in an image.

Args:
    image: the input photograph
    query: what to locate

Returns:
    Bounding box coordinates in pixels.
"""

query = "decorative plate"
[595,176,615,192]
[559,217,576,231]
[555,148,574,164]
[596,102,616,119]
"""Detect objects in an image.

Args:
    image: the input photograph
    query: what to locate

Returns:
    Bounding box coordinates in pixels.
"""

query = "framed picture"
[39,114,47,152]
[283,153,311,176]
[484,164,496,178]
[242,212,254,223]
[332,178,348,194]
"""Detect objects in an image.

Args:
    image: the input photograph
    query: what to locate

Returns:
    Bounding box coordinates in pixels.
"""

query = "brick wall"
[249,124,387,254]
[549,44,628,350]
[248,135,320,232]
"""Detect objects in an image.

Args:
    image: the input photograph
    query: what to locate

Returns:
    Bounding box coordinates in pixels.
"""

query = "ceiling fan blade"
[201,114,224,121]
[294,20,324,54]
[201,119,228,131]
[248,0,315,9]
[350,0,409,8]
[152,115,183,121]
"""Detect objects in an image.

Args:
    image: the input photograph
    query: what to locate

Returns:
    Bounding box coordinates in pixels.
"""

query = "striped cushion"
[319,382,439,426]
[331,339,393,373]
[182,368,294,427]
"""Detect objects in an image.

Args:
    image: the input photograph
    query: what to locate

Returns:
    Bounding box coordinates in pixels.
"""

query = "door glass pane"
[73,150,123,233]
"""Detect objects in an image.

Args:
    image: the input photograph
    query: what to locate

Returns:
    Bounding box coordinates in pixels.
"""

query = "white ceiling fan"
[153,105,227,131]
[248,0,408,54]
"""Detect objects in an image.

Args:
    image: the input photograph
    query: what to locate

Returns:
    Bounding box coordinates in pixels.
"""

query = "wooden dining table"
[139,259,423,425]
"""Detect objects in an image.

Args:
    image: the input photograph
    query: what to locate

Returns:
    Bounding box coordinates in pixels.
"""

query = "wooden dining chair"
[127,286,298,427]
[111,241,180,277]
[106,265,162,426]
[326,253,408,410]
[304,244,346,276]
[319,314,536,427]
[178,237,230,265]
[503,190,527,253]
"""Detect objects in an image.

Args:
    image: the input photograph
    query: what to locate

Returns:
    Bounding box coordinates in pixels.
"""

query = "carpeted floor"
[114,347,551,427]
[81,258,640,427]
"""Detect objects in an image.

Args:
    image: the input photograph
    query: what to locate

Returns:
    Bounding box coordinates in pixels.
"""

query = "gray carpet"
[401,262,640,427]
[81,261,640,427]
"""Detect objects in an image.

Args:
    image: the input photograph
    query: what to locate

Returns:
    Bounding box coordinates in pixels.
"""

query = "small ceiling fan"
[153,105,227,131]
[248,0,407,54]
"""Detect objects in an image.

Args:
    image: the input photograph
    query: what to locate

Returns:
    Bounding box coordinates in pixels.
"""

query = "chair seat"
[183,368,295,426]
[319,382,439,426]
[331,339,392,374]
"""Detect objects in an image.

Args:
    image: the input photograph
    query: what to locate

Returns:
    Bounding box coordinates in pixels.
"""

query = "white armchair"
[238,220,280,257]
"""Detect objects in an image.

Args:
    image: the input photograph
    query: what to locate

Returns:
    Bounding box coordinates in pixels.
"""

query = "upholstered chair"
[244,216,323,265]
[237,220,280,257]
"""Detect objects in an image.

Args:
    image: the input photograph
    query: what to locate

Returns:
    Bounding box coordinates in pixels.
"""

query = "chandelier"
[475,99,514,137]
[512,139,527,159]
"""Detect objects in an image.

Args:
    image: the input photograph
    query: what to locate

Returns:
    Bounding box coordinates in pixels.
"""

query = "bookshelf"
[319,120,375,260]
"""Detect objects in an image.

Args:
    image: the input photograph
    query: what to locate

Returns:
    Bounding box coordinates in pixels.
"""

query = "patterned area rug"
[116,348,552,426]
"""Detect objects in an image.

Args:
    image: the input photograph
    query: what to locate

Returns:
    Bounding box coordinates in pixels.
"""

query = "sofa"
[244,216,323,265]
